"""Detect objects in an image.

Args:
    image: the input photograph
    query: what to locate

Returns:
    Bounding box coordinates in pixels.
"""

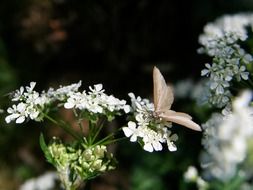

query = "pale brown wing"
[153,66,174,112]
[164,110,192,119]
[160,110,202,131]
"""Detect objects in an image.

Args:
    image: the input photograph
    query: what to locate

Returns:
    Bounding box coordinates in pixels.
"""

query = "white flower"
[25,82,36,93]
[123,104,131,113]
[64,92,83,109]
[89,84,104,94]
[166,133,178,151]
[12,86,24,101]
[184,166,198,182]
[82,93,102,113]
[128,92,154,111]
[201,90,253,181]
[184,166,209,190]
[196,177,209,190]
[5,103,27,124]
[122,121,139,142]
[141,125,165,152]
[201,63,212,76]
[6,81,129,125]
[125,93,178,152]
[199,13,253,107]
[135,113,149,127]
[63,84,129,118]
[6,82,54,124]
[53,81,82,100]
[233,90,252,109]
[25,91,40,104]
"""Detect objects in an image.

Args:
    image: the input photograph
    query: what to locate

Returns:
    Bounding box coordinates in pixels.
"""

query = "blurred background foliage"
[1,0,253,189]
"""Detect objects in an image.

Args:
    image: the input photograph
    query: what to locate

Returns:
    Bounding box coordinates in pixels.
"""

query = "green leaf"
[39,133,54,164]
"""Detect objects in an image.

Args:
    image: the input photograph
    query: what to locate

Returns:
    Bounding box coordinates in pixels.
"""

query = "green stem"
[93,132,115,146]
[91,117,106,144]
[105,136,128,145]
[87,120,93,145]
[74,109,85,136]
[59,120,83,141]
[43,113,82,141]
[93,125,128,146]
[77,118,85,136]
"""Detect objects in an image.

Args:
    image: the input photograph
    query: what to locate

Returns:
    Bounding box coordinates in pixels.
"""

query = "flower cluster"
[5,82,130,124]
[64,84,130,120]
[5,82,51,123]
[201,91,253,181]
[4,76,201,189]
[199,13,253,51]
[122,93,178,152]
[47,80,82,101]
[47,138,115,189]
[198,13,253,108]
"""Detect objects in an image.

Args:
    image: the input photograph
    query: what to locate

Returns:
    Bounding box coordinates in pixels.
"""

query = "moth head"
[152,111,166,123]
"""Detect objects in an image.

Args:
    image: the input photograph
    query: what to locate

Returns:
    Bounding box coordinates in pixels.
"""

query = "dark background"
[2,0,253,94]
[0,0,253,189]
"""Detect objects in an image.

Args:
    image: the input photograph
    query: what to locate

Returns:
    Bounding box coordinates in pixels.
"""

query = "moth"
[153,66,202,131]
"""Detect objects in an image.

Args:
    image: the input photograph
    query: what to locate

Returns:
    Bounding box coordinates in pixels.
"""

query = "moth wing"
[160,110,202,131]
[164,110,192,119]
[153,66,174,112]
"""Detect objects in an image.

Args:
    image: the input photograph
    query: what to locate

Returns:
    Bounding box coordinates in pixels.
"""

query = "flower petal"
[143,143,153,152]
[122,127,133,137]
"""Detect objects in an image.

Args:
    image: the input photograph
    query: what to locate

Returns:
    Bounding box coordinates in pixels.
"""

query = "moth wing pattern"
[160,110,202,131]
[153,66,174,112]
[164,110,192,119]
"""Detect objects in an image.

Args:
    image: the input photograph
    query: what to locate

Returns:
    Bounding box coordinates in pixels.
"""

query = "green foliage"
[39,133,55,165]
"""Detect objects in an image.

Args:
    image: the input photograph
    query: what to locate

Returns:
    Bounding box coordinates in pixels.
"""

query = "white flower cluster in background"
[19,171,58,190]
[199,13,253,49]
[122,93,178,152]
[5,81,130,124]
[173,78,212,106]
[201,91,253,181]
[198,13,253,108]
